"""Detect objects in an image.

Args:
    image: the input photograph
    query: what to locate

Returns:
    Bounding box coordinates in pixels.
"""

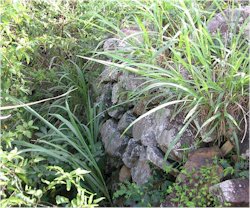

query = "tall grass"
[81,0,249,157]
[14,64,110,202]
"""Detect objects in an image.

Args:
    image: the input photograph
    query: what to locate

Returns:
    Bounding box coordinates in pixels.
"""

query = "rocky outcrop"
[209,179,249,207]
[98,27,197,186]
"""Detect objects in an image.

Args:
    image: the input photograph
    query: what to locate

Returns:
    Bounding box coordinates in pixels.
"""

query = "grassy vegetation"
[0,0,249,207]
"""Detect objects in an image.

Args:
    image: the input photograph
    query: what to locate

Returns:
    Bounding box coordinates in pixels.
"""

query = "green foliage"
[220,157,249,179]
[113,171,172,207]
[0,147,42,207]
[42,166,105,207]
[0,148,103,207]
[86,0,249,157]
[1,0,249,207]
[166,165,224,207]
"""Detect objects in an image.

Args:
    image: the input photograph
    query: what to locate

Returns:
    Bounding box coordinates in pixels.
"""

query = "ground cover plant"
[1,0,249,207]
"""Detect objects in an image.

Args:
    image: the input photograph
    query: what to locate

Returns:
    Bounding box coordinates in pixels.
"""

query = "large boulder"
[161,147,224,207]
[209,179,249,207]
[100,119,129,157]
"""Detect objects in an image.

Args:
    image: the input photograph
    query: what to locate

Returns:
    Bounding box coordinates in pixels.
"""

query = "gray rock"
[100,65,120,83]
[117,111,136,136]
[119,73,145,91]
[132,107,195,160]
[100,119,129,157]
[107,106,125,119]
[154,108,195,160]
[131,151,152,185]
[146,146,171,170]
[132,113,158,147]
[103,38,122,51]
[209,179,249,207]
[111,83,123,104]
[97,83,112,108]
[122,139,144,168]
[207,7,250,42]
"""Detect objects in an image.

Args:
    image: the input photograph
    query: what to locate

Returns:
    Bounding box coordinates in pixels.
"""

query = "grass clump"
[85,0,249,156]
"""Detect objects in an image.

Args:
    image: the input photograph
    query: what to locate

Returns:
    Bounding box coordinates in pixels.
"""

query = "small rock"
[117,111,136,136]
[146,146,171,170]
[122,139,144,168]
[119,72,145,91]
[111,83,123,104]
[100,65,120,83]
[209,179,249,207]
[100,119,129,157]
[132,100,147,116]
[103,38,122,51]
[131,152,152,185]
[97,83,112,108]
[119,165,131,182]
[132,113,158,147]
[107,107,125,119]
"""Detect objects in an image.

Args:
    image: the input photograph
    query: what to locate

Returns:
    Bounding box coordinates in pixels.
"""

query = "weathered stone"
[117,111,136,136]
[119,165,131,182]
[132,99,147,116]
[119,73,145,91]
[146,146,171,170]
[97,83,112,108]
[107,107,125,119]
[122,139,144,168]
[100,119,129,157]
[154,108,195,160]
[132,113,158,147]
[111,83,123,104]
[100,65,120,83]
[103,38,122,51]
[132,107,195,160]
[131,152,152,185]
[177,147,223,183]
[209,179,249,207]
[207,7,250,42]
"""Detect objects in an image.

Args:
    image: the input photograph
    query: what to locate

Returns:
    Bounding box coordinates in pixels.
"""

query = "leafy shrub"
[0,148,103,207]
[113,170,172,207]
[166,165,225,207]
